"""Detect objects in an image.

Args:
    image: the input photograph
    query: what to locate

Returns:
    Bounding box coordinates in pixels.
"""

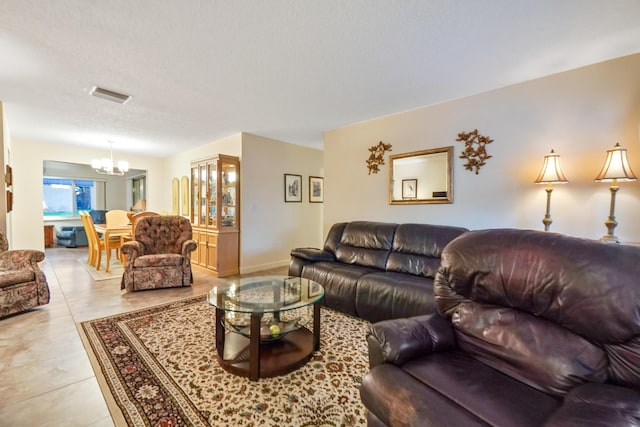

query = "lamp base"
[600,234,620,243]
[600,185,621,244]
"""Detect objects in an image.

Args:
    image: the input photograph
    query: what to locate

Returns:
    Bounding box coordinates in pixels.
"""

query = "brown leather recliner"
[361,229,640,426]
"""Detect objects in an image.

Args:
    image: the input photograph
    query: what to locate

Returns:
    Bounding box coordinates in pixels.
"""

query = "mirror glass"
[389,146,453,204]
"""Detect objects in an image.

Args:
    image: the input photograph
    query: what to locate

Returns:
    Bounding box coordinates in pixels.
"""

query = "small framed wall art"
[284,174,302,202]
[402,179,417,199]
[309,176,324,203]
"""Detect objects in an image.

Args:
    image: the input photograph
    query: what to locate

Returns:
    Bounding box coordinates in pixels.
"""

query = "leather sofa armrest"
[290,247,335,262]
[367,313,456,368]
[289,248,336,276]
[544,383,640,426]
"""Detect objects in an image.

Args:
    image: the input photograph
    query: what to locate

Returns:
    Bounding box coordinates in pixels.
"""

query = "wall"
[0,101,7,236]
[324,53,640,242]
[164,132,324,273]
[11,139,167,250]
[241,133,323,272]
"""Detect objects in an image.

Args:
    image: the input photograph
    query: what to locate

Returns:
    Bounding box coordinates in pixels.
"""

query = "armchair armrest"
[121,241,144,261]
[544,383,640,426]
[290,247,335,262]
[181,239,198,257]
[0,249,45,270]
[367,313,456,368]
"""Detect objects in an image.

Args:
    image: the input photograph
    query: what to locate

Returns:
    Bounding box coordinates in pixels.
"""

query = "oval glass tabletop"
[208,275,324,314]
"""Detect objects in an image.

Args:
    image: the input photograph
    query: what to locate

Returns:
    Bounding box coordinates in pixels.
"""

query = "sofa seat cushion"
[360,363,490,427]
[302,261,378,316]
[0,270,36,288]
[133,254,184,268]
[355,272,435,322]
[402,351,561,426]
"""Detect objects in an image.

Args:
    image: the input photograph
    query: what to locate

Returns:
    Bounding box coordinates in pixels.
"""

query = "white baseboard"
[240,259,290,275]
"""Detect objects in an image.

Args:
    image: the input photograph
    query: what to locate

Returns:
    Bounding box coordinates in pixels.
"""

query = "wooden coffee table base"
[215,302,321,381]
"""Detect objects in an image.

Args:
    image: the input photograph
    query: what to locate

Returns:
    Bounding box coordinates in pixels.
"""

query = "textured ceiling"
[1,0,640,157]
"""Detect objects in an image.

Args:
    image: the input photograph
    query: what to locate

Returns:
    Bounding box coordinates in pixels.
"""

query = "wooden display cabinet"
[190,154,240,277]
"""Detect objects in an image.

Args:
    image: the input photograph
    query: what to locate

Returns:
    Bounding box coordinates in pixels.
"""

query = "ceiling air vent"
[89,86,132,104]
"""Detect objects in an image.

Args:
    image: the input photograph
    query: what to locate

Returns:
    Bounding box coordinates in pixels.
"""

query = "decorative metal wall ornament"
[366,141,392,175]
[456,129,493,174]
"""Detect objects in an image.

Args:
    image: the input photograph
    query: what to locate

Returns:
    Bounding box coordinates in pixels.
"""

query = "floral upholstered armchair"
[0,229,50,318]
[120,216,197,292]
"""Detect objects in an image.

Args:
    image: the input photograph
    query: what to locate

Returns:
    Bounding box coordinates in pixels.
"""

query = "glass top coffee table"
[208,275,325,381]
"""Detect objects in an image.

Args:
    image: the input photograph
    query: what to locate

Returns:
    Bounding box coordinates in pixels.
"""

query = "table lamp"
[594,142,637,242]
[534,149,568,231]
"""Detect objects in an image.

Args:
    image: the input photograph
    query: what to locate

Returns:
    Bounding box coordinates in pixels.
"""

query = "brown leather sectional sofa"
[361,229,640,426]
[288,221,468,322]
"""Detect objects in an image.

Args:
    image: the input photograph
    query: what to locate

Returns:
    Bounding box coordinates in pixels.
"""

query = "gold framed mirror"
[181,176,189,216]
[389,146,453,204]
[171,177,180,214]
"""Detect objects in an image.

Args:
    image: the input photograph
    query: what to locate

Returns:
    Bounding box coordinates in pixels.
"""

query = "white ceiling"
[1,1,640,157]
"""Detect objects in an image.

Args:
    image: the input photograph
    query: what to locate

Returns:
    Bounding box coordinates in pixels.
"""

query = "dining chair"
[84,211,122,270]
[105,209,130,227]
[121,211,160,244]
[80,212,97,267]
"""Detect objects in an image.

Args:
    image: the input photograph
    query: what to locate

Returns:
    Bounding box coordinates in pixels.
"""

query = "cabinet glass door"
[199,164,207,226]
[190,166,198,225]
[208,161,217,227]
[221,160,237,228]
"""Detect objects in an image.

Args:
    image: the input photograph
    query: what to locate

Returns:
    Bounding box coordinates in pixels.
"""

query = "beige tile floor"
[0,246,287,426]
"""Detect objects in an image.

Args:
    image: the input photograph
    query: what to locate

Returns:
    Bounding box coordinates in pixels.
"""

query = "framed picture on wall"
[284,174,302,202]
[4,165,12,187]
[309,176,323,203]
[6,190,12,213]
[402,179,417,199]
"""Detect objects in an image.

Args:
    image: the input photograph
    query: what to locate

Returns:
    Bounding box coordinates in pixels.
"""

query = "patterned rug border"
[77,294,368,426]
[78,295,210,426]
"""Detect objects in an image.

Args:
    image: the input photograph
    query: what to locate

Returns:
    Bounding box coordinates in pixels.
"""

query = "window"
[43,178,102,217]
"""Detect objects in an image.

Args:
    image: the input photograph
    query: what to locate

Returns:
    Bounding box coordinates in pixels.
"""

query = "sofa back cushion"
[334,221,397,269]
[323,222,348,255]
[386,224,468,277]
[434,229,640,397]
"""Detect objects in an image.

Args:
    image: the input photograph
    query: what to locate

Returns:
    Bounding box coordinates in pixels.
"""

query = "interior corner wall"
[240,133,323,273]
[324,53,640,242]
[164,132,323,274]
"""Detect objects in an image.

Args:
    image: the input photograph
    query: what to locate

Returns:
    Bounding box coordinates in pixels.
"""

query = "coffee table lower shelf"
[215,302,321,381]
[218,328,315,379]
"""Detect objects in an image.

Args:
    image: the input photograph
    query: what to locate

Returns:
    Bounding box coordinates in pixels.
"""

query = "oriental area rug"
[78,295,370,426]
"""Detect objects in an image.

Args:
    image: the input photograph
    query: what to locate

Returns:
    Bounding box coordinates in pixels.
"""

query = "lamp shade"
[132,199,146,211]
[534,149,568,184]
[595,143,637,182]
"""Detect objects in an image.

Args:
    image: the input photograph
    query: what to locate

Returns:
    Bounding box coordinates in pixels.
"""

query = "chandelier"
[91,141,129,176]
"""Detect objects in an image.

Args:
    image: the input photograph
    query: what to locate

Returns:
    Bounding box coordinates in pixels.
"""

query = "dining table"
[93,223,131,273]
